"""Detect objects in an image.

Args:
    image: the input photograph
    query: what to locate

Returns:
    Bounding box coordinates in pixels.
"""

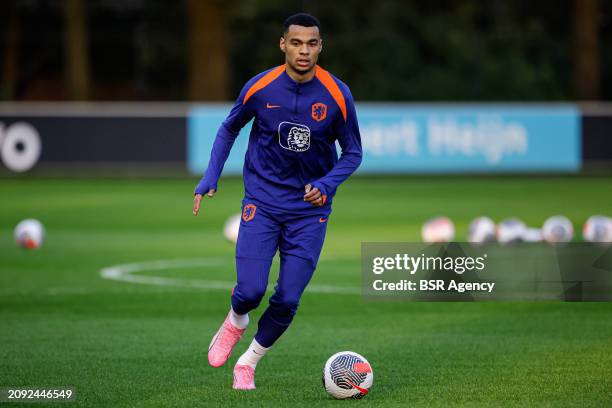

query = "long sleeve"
[312,91,362,197]
[194,87,255,195]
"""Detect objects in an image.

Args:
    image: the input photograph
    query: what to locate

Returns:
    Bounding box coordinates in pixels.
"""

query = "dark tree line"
[0,0,608,101]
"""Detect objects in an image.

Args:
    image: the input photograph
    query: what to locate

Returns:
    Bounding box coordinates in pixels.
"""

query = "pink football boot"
[208,312,246,368]
[233,364,256,390]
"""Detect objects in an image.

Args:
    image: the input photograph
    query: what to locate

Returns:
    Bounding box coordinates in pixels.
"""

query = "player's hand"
[193,189,216,216]
[304,184,324,207]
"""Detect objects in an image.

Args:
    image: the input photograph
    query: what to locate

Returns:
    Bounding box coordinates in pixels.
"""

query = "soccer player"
[193,13,362,390]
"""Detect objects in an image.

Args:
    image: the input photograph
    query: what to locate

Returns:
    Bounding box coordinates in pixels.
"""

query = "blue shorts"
[231,198,331,346]
[236,198,330,266]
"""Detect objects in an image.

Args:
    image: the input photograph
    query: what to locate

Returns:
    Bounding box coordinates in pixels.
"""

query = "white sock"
[228,308,249,329]
[237,339,270,369]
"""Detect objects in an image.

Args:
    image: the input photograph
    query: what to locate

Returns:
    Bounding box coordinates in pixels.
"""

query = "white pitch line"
[99,258,361,295]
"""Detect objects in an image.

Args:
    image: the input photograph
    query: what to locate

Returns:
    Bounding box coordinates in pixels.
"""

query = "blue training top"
[194,65,363,212]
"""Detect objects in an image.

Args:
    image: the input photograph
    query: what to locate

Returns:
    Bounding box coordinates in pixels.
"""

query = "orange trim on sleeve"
[315,65,347,122]
[243,65,286,104]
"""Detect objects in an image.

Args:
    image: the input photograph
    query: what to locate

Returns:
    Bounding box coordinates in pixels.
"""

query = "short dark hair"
[283,13,321,35]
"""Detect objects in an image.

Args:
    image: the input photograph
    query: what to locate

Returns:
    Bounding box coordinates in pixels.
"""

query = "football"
[14,219,45,249]
[523,227,543,243]
[497,218,526,245]
[582,215,612,244]
[322,351,373,399]
[422,216,455,243]
[542,215,574,244]
[223,213,241,244]
[467,216,496,245]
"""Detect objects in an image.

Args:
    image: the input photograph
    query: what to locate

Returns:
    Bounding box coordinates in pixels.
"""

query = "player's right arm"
[193,79,258,216]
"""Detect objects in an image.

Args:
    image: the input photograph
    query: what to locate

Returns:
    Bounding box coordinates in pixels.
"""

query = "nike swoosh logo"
[266,103,280,109]
[319,218,327,223]
[347,380,369,395]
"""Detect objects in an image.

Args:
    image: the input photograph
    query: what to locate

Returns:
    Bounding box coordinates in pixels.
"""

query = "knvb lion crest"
[242,204,256,222]
[311,102,327,122]
[278,122,311,152]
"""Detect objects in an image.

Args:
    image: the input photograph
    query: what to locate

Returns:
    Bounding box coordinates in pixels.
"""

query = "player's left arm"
[304,89,362,206]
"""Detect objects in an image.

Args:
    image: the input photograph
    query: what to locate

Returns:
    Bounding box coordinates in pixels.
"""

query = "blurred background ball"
[467,216,496,245]
[223,213,241,244]
[323,351,373,399]
[582,215,612,243]
[523,228,543,243]
[497,218,526,245]
[542,215,574,244]
[14,219,45,249]
[422,216,455,243]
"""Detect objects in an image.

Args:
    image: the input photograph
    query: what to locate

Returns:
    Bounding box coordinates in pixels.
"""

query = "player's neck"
[284,64,316,83]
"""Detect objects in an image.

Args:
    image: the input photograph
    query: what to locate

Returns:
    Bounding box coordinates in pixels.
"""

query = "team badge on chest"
[278,122,311,152]
[311,102,327,122]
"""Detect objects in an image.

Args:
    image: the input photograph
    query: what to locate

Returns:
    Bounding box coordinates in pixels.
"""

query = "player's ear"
[319,38,323,53]
[280,36,286,53]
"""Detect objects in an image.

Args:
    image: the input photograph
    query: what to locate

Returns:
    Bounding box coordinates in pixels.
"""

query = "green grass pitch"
[1,176,611,407]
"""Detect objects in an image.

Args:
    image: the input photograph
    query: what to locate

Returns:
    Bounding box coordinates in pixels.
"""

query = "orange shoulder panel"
[243,65,286,104]
[315,65,347,122]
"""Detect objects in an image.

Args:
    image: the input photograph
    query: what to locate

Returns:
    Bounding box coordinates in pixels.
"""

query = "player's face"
[280,25,322,74]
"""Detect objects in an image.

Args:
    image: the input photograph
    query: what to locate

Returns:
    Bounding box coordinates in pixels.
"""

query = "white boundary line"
[99,257,360,295]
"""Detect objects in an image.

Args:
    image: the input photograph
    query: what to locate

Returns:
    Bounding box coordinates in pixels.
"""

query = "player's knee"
[241,286,267,305]
[233,285,266,310]
[270,294,301,316]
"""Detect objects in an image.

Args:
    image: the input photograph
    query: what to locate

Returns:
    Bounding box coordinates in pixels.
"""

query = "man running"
[193,12,362,390]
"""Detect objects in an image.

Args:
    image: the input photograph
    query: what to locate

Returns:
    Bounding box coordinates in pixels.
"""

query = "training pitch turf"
[1,176,611,407]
